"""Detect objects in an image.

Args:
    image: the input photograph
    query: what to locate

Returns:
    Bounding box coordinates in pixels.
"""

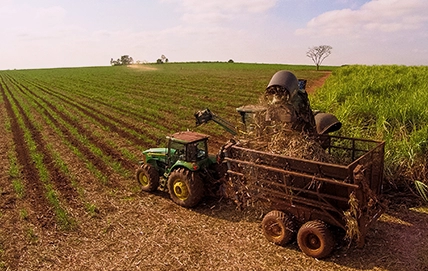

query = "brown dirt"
[306,71,332,94]
[128,64,158,71]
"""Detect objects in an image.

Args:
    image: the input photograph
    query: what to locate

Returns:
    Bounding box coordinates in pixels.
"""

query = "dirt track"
[306,71,331,94]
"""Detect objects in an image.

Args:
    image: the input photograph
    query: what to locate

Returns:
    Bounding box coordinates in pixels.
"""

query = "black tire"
[261,210,296,246]
[167,168,204,208]
[297,220,335,259]
[136,164,159,192]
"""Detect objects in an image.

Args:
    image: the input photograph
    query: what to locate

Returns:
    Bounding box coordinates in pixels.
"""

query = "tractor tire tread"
[262,210,296,246]
[168,168,204,208]
[297,220,335,259]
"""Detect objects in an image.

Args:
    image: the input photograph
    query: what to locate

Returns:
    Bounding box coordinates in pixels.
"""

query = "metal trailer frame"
[223,135,386,247]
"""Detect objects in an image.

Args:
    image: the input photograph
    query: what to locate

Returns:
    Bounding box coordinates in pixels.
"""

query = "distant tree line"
[156,55,169,64]
[111,54,171,65]
[108,55,238,66]
[110,55,134,66]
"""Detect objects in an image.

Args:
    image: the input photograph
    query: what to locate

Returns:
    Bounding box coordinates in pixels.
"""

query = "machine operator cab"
[167,131,209,166]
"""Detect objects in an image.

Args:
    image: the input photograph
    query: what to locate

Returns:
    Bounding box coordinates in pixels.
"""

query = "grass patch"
[12,180,25,199]
[19,209,28,220]
[311,65,428,198]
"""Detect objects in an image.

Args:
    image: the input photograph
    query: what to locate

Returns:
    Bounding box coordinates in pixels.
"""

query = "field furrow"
[31,84,136,172]
[0,76,57,229]
[3,78,82,229]
[6,77,125,187]
[14,75,174,137]
[0,81,22,270]
[23,78,161,146]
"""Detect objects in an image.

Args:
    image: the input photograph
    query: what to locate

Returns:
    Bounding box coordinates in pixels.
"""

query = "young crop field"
[0,63,427,270]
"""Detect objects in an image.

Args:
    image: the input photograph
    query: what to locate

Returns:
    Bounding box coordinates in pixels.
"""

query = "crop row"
[0,64,331,232]
[8,65,319,137]
[0,71,151,231]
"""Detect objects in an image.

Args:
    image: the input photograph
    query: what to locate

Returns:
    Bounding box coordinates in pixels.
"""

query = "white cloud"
[163,0,277,24]
[296,0,428,37]
[171,0,277,13]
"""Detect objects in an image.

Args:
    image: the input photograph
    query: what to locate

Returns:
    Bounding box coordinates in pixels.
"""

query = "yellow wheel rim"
[173,179,189,201]
[139,172,149,187]
[267,222,283,238]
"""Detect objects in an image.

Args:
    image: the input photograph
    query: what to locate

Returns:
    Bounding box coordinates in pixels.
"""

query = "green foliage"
[8,149,25,198]
[4,63,334,140]
[111,55,134,66]
[12,180,25,199]
[26,227,38,244]
[85,203,99,217]
[311,65,428,196]
[19,209,28,220]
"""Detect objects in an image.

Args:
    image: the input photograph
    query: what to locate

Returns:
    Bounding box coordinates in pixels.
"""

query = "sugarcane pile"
[223,71,338,209]
[238,122,334,163]
[236,70,334,163]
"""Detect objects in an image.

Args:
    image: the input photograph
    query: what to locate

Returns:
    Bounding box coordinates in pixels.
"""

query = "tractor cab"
[166,131,210,167]
[140,131,215,180]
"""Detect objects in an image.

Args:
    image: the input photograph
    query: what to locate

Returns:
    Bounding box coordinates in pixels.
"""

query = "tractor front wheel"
[136,164,159,192]
[297,220,335,258]
[262,210,296,246]
[167,168,204,208]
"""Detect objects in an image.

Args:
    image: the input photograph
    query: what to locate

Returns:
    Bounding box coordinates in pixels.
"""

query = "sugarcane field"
[0,63,427,270]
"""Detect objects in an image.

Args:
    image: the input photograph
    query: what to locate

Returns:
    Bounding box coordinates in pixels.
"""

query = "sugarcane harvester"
[194,70,342,138]
[136,70,385,259]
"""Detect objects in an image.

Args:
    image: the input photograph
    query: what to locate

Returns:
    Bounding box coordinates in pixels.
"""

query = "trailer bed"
[222,135,385,248]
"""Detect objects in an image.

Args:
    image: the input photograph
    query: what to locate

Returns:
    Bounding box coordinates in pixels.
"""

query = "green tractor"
[136,131,221,208]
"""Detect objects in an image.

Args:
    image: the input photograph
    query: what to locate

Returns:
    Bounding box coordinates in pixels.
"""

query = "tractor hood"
[139,147,169,165]
[143,147,168,155]
[142,148,168,163]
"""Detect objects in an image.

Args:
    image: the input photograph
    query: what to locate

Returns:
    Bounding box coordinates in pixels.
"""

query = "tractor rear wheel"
[297,220,335,258]
[167,168,204,208]
[136,164,159,192]
[262,210,296,246]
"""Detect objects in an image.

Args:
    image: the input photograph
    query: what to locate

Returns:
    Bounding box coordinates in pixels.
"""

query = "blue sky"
[1,0,427,69]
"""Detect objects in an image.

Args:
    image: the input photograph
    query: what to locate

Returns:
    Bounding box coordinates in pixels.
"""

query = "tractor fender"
[169,161,199,175]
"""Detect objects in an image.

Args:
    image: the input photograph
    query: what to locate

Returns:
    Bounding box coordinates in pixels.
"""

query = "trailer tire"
[297,220,335,259]
[136,164,159,192]
[168,168,204,208]
[262,210,296,246]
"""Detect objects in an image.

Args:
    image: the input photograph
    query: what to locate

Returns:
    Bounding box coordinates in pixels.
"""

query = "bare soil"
[306,71,332,94]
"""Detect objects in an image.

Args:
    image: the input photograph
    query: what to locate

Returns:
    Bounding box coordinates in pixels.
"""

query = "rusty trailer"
[222,135,386,258]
